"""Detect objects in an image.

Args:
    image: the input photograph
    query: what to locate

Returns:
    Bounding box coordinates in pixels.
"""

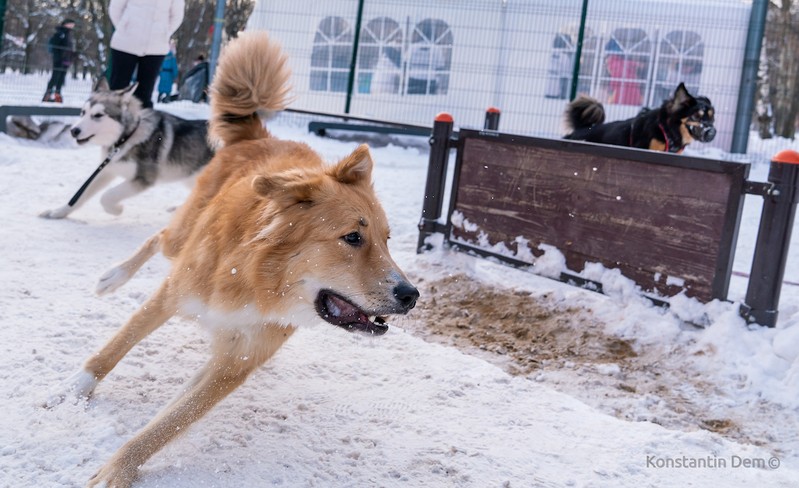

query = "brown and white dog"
[47,32,419,487]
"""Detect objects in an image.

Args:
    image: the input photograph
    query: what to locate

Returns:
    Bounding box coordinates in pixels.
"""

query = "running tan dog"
[48,32,419,487]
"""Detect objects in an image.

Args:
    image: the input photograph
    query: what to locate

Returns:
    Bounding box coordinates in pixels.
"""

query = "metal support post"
[740,150,799,326]
[484,107,501,131]
[417,113,454,252]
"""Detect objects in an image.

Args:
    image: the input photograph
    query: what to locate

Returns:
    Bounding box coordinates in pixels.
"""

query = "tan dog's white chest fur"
[178,297,319,333]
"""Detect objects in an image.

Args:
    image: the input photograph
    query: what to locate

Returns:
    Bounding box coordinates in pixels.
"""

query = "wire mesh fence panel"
[248,0,752,151]
[0,0,754,151]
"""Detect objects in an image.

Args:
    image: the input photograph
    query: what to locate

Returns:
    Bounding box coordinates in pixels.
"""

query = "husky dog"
[564,83,716,153]
[39,78,214,219]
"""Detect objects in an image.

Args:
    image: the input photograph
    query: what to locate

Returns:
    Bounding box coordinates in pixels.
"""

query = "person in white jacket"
[108,0,185,108]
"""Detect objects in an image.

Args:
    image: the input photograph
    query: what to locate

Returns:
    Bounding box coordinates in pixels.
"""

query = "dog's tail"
[209,32,292,147]
[564,95,605,133]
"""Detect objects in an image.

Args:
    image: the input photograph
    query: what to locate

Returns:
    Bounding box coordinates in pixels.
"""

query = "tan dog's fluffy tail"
[209,32,292,147]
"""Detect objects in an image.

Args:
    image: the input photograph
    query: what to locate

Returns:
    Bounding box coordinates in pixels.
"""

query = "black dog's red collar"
[658,123,685,154]
[627,122,685,154]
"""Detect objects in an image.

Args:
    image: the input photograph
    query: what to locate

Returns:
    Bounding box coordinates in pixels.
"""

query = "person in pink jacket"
[108,0,185,108]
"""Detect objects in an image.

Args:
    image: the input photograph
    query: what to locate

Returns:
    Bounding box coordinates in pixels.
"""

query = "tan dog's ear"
[329,144,373,184]
[252,174,278,196]
[252,170,318,206]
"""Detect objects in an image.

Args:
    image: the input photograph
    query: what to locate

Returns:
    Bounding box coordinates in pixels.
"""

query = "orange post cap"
[773,150,799,165]
[435,112,453,123]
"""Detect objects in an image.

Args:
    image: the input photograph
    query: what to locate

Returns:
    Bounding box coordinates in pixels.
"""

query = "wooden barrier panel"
[447,130,749,302]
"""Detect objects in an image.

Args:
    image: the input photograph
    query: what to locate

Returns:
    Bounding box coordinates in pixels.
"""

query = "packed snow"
[1,74,798,487]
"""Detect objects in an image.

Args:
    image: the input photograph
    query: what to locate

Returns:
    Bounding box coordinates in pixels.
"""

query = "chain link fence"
[248,0,754,152]
[0,1,773,154]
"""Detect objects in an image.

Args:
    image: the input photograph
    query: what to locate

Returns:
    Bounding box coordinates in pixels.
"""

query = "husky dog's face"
[70,79,141,147]
[668,83,716,144]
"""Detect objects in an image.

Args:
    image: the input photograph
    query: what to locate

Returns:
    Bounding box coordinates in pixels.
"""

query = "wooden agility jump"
[417,113,799,327]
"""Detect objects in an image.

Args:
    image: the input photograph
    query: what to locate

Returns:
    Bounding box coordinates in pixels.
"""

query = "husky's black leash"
[68,122,140,207]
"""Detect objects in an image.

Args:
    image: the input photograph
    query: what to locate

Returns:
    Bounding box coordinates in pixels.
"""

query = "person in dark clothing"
[43,19,76,103]
[177,57,209,103]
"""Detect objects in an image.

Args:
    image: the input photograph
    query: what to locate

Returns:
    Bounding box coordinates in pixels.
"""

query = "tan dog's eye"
[342,232,362,247]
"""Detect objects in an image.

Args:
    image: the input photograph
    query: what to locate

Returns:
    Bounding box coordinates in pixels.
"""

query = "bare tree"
[3,0,59,73]
[79,0,113,79]
[224,0,254,40]
[0,0,112,79]
[173,0,254,84]
[762,0,799,139]
[174,0,213,83]
[755,44,773,139]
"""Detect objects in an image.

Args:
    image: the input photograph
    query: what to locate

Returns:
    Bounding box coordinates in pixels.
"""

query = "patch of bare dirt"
[403,273,794,457]
[411,274,636,374]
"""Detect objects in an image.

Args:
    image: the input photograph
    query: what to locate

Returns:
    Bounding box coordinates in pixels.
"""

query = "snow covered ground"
[1,73,799,487]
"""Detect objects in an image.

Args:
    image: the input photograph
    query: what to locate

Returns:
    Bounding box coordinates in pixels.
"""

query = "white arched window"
[357,17,403,95]
[406,18,452,95]
[652,30,704,104]
[310,16,353,92]
[545,28,598,100]
[600,28,651,106]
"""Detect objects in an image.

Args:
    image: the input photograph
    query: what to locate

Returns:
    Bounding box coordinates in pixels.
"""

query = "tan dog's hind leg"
[96,231,164,295]
[88,326,295,488]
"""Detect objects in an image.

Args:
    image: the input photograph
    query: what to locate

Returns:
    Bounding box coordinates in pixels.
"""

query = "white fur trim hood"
[109,0,185,56]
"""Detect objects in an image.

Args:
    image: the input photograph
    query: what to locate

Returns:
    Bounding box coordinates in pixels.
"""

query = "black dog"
[564,83,716,153]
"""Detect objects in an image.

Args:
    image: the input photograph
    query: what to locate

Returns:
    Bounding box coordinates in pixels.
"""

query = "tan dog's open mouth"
[315,290,389,335]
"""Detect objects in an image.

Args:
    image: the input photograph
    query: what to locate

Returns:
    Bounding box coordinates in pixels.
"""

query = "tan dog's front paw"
[43,370,98,408]
[87,455,140,488]
[96,265,131,296]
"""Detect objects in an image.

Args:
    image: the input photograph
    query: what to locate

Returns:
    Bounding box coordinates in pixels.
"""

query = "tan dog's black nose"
[393,282,420,311]
[71,127,81,138]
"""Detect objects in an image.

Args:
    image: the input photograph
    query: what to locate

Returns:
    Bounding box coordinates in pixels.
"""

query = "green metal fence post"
[569,0,589,101]
[344,0,365,114]
[731,0,768,154]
